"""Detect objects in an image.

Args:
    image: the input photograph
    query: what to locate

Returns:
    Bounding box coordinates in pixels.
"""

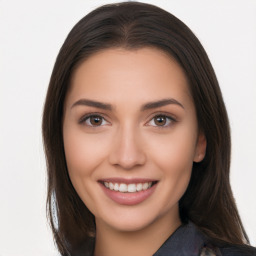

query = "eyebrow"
[71,99,112,110]
[141,98,184,111]
[71,98,184,111]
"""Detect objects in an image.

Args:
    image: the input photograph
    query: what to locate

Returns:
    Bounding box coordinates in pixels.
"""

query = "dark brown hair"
[42,2,249,255]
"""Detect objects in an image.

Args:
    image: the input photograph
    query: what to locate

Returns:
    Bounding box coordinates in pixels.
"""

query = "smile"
[99,179,158,205]
[103,181,154,193]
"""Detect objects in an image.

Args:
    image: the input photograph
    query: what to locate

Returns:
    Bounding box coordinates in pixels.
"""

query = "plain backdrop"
[0,0,255,255]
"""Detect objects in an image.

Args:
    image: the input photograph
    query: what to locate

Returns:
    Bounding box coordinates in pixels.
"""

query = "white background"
[0,0,255,255]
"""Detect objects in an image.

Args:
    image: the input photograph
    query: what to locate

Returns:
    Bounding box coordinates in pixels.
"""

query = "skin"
[63,47,206,256]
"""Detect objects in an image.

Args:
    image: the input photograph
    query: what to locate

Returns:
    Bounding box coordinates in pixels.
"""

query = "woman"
[42,2,256,256]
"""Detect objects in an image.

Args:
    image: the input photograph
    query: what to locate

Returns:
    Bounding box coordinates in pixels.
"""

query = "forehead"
[66,47,193,109]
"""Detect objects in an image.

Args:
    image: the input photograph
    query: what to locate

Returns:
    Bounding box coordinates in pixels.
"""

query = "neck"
[94,211,181,256]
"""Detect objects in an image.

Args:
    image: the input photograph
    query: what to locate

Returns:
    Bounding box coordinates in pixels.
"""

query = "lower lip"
[99,182,157,205]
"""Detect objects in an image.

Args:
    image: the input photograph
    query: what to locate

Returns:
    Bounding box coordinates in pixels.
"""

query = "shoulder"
[219,244,256,256]
[193,223,256,256]
[153,221,256,256]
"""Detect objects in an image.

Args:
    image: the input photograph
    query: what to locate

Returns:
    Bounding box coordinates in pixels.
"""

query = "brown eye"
[89,116,103,126]
[154,115,167,126]
[79,114,109,127]
[147,114,175,128]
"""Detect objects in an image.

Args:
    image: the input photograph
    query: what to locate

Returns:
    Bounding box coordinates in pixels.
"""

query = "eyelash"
[146,114,176,128]
[79,113,177,128]
[79,113,110,127]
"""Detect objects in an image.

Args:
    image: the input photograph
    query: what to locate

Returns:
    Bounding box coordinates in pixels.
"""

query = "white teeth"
[114,183,119,191]
[136,183,143,191]
[103,181,154,193]
[127,184,137,192]
[142,182,149,190]
[119,183,128,192]
[109,182,114,190]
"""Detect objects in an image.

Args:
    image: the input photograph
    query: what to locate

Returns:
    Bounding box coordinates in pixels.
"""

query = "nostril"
[109,153,146,169]
[108,130,147,168]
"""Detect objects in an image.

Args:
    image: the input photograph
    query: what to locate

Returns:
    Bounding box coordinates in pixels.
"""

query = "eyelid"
[145,112,177,128]
[78,112,110,126]
[145,111,177,121]
[78,111,177,127]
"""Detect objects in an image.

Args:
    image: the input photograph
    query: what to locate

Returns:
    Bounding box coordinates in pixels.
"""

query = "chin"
[103,215,157,232]
[95,204,170,233]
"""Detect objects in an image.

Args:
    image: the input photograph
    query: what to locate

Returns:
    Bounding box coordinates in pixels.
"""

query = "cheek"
[147,127,197,196]
[63,129,111,213]
[63,129,108,177]
[149,128,197,170]
[158,143,193,195]
[149,137,194,215]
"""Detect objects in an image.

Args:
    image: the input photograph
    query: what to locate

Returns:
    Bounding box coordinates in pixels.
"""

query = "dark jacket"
[153,222,256,256]
[72,221,256,256]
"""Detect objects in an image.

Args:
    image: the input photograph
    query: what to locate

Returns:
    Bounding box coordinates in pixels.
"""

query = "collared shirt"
[153,222,256,256]
[72,222,256,256]
[153,222,218,256]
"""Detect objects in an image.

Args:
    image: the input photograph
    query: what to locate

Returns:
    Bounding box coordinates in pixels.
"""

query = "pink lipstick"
[99,178,158,205]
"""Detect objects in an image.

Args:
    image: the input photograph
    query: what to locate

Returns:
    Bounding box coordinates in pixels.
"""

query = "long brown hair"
[42,2,249,255]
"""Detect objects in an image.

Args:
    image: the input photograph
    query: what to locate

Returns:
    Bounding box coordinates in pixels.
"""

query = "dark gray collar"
[73,221,216,256]
[72,221,256,256]
[153,222,209,256]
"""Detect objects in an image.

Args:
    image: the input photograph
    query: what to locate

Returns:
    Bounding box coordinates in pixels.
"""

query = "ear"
[193,132,207,163]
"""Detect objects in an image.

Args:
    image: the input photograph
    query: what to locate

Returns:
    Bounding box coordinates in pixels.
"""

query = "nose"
[108,125,146,170]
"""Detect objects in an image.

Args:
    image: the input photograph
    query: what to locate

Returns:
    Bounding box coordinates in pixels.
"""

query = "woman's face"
[63,47,206,233]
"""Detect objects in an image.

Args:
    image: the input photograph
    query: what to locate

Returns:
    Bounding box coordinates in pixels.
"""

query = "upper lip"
[98,178,158,184]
